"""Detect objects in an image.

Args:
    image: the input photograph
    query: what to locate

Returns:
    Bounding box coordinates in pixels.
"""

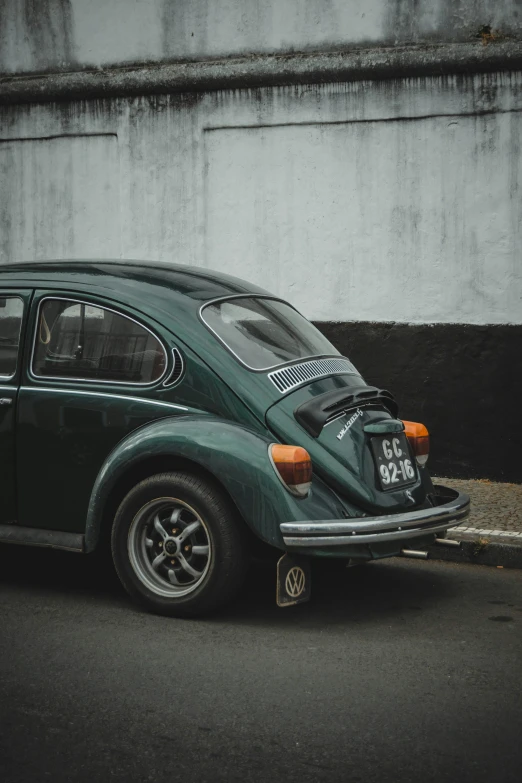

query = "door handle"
[0,398,12,407]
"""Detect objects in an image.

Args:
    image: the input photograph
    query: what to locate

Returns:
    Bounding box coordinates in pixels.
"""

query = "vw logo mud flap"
[276,554,311,607]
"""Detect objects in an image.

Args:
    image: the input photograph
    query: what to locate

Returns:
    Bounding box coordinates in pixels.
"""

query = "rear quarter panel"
[85,415,356,552]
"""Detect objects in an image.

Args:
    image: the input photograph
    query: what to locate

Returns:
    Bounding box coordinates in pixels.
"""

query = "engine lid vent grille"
[268,357,358,394]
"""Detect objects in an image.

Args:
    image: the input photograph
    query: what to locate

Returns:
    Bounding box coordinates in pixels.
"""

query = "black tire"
[111,472,249,617]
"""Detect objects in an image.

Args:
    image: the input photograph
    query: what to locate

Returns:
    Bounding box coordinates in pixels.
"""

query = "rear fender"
[84,415,353,552]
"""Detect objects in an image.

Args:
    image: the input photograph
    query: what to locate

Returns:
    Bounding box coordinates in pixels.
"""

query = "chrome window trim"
[30,296,169,388]
[20,386,189,412]
[0,294,24,381]
[162,346,185,388]
[199,294,340,373]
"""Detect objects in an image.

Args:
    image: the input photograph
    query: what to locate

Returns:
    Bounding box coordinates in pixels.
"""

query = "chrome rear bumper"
[280,488,470,548]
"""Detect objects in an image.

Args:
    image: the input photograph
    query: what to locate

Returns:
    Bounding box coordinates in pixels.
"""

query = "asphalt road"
[1,548,521,783]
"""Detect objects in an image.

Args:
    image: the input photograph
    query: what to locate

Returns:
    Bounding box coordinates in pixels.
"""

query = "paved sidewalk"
[434,476,522,545]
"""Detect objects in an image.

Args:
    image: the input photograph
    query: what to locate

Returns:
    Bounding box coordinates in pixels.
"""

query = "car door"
[0,290,32,525]
[16,291,183,534]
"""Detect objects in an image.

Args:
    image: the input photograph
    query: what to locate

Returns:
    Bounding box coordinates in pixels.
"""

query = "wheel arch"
[83,415,293,554]
[84,414,349,555]
[92,453,259,554]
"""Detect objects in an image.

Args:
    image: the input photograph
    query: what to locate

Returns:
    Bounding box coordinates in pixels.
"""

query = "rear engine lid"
[295,385,398,438]
[265,377,426,514]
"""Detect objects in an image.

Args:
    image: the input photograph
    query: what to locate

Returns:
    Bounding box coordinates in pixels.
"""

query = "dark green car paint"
[0,289,33,525]
[265,376,428,515]
[0,260,446,563]
[84,415,354,553]
[14,279,269,533]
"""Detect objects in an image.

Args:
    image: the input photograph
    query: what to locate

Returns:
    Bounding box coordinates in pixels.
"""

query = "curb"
[427,538,522,569]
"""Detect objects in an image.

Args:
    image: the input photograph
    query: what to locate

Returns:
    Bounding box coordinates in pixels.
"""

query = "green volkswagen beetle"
[0,260,469,616]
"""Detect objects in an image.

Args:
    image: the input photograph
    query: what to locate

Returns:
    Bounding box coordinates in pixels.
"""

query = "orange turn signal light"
[402,421,430,466]
[269,444,312,497]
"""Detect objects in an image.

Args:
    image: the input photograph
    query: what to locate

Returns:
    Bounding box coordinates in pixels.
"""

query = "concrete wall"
[0,134,120,261]
[205,112,522,325]
[2,73,521,326]
[1,0,521,75]
[1,2,521,480]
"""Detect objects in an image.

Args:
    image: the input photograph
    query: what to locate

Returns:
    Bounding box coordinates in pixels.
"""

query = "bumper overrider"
[280,486,470,548]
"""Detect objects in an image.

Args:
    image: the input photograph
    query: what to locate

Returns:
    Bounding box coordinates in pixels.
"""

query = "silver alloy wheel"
[127,497,212,598]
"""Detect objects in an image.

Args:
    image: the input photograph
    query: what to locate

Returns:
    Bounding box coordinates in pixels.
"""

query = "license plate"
[370,433,417,490]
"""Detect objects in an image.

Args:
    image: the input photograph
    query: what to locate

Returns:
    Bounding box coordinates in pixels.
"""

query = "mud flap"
[276,554,311,607]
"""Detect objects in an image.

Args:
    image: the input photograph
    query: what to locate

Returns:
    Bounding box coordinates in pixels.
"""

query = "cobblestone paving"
[434,476,522,543]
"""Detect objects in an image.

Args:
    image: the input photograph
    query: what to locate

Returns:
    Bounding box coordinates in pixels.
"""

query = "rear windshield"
[201,297,340,370]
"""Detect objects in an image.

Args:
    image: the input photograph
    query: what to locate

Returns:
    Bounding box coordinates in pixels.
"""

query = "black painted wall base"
[315,322,522,483]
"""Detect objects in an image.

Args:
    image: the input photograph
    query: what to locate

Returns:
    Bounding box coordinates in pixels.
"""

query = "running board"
[0,524,84,552]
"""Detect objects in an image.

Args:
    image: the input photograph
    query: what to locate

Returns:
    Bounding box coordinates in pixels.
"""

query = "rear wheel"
[111,472,249,617]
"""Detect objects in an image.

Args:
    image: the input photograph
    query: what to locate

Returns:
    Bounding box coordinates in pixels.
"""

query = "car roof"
[0,259,271,303]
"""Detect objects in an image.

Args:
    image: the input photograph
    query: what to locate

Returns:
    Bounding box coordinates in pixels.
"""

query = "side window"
[32,299,167,384]
[0,296,24,378]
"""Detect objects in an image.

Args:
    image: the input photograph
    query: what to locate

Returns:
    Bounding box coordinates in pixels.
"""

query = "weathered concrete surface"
[1,73,521,326]
[206,110,522,325]
[0,134,121,263]
[1,64,520,481]
[2,42,522,105]
[1,0,521,76]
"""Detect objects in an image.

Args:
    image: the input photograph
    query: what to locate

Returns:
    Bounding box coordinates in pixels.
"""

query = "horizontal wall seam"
[314,321,522,327]
[203,106,522,132]
[1,41,522,105]
[0,132,118,143]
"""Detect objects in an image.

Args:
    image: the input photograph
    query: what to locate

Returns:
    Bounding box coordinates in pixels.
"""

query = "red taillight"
[402,421,430,466]
[269,444,312,497]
